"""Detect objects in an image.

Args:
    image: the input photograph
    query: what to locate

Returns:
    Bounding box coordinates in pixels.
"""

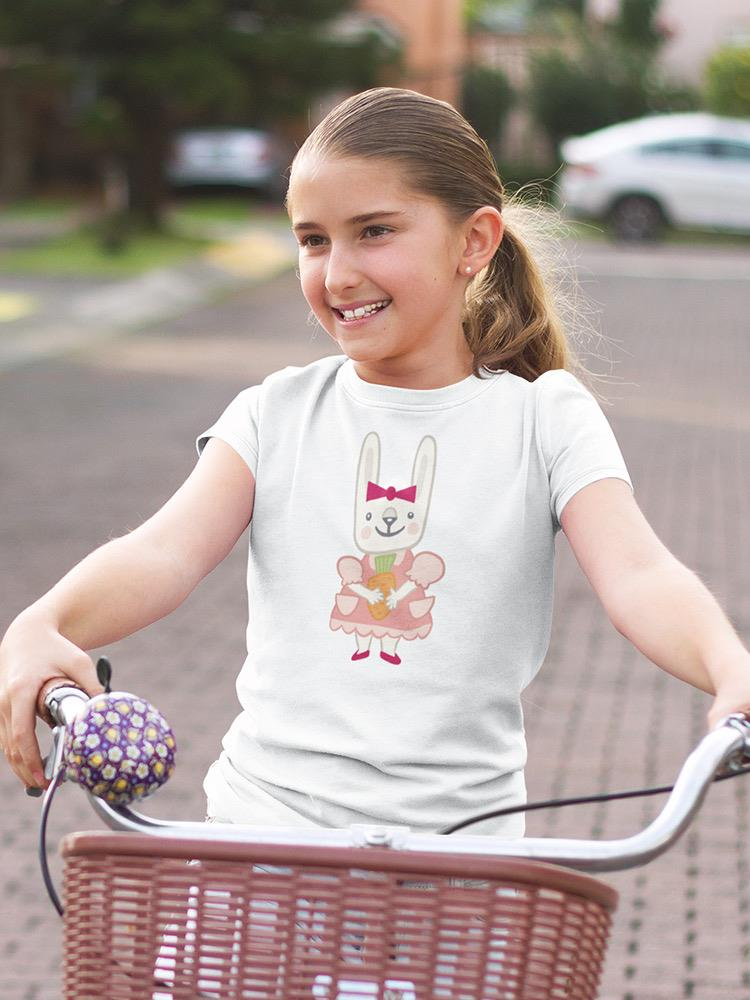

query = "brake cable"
[438,763,750,834]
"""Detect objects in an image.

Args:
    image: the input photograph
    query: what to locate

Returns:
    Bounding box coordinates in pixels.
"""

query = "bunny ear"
[356,432,380,501]
[412,436,436,511]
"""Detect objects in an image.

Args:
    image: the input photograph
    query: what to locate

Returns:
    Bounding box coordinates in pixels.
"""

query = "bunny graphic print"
[329,432,445,664]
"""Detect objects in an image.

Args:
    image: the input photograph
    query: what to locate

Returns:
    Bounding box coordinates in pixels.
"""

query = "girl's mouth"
[332,299,391,324]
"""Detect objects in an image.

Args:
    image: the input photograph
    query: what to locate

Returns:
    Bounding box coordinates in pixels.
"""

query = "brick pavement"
[0,249,749,998]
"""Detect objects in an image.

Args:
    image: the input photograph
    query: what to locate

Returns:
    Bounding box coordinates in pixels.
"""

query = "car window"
[711,140,750,161]
[640,139,714,157]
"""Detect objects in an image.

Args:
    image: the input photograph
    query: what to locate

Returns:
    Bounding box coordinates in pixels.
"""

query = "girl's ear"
[459,206,503,277]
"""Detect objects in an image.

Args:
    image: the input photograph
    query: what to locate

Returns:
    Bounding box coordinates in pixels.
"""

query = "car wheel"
[610,195,665,242]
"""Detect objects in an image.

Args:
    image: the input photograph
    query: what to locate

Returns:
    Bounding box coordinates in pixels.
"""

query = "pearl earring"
[465,266,472,275]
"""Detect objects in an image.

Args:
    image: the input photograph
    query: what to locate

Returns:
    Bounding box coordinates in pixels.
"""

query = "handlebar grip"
[37,678,89,727]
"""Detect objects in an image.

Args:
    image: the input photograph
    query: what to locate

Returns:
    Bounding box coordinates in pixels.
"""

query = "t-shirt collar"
[338,358,503,410]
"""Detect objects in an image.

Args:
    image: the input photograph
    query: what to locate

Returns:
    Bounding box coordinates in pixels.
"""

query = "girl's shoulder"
[260,355,346,393]
[494,366,588,406]
[530,367,596,406]
[496,368,609,430]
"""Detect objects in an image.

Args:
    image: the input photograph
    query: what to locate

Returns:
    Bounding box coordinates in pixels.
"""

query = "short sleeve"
[536,370,632,529]
[196,386,261,477]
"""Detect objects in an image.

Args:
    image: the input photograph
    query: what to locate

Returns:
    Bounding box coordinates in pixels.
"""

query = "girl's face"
[288,154,473,387]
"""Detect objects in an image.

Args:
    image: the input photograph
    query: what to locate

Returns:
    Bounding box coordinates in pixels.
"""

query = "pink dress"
[329,549,445,640]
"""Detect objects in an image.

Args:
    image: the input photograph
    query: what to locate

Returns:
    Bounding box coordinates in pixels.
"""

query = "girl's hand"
[0,611,101,790]
[707,656,750,730]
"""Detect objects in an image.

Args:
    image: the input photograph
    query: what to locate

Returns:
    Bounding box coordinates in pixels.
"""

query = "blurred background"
[0,0,749,266]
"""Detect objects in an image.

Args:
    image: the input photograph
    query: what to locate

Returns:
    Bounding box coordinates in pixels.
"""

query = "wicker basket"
[61,831,617,1000]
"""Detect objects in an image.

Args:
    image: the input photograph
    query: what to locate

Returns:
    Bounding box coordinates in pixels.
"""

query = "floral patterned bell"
[63,692,176,805]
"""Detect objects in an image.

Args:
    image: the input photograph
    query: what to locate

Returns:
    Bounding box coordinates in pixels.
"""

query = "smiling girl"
[1,88,749,836]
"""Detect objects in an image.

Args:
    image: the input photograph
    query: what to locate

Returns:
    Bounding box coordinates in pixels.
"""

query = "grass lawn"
[0,195,85,221]
[0,191,292,278]
[168,195,289,235]
[0,226,212,277]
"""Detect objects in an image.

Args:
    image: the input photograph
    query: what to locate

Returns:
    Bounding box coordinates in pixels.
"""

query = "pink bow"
[367,481,417,503]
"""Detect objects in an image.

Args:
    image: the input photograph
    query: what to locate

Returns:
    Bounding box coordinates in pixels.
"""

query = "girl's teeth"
[340,300,388,320]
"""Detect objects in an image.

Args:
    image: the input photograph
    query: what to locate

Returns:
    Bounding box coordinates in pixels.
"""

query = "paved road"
[1,241,749,998]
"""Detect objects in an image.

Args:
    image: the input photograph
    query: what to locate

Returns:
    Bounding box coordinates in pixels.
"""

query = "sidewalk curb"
[0,225,296,373]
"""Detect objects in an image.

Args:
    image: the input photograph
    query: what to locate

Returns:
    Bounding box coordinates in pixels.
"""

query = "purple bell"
[64,692,176,805]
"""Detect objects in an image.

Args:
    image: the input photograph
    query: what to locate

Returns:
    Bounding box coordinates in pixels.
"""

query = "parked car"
[166,128,288,198]
[558,113,750,241]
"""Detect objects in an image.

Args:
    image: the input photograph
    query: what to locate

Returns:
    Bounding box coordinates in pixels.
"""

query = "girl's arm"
[560,478,750,729]
[0,438,254,789]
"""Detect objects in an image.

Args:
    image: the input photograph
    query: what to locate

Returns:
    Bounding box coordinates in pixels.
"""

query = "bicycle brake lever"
[24,725,68,798]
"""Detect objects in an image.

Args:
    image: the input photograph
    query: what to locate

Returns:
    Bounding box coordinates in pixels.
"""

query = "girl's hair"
[291,87,575,381]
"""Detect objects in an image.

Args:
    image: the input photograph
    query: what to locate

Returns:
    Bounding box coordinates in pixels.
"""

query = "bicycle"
[32,664,750,1000]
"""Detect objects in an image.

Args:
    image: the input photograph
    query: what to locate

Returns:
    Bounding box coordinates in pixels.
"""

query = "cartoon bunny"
[329,432,445,664]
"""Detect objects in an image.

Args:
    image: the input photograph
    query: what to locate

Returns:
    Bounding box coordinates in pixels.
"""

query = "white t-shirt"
[197,356,631,836]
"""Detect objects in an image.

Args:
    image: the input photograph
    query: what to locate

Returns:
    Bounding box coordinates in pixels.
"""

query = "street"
[1,239,749,999]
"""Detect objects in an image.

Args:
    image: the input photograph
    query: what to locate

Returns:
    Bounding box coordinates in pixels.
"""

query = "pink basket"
[62,831,618,999]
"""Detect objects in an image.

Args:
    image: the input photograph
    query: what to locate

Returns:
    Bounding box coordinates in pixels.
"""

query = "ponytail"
[463,200,572,380]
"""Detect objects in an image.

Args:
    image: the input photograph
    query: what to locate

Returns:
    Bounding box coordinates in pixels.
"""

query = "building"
[358,0,466,105]
[587,0,750,85]
[306,0,466,135]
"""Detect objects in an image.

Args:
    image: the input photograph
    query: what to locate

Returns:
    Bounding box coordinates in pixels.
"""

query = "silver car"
[166,128,288,198]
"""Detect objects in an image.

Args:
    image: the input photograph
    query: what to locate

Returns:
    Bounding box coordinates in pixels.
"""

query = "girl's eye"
[362,225,391,239]
[299,234,327,248]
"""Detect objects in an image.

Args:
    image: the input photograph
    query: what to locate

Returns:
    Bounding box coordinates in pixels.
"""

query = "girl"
[1,88,749,836]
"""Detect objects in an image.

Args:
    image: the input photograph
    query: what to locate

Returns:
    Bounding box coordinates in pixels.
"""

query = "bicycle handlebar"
[38,678,89,726]
[42,684,750,874]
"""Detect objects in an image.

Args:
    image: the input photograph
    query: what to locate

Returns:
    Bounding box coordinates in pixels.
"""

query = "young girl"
[1,88,749,836]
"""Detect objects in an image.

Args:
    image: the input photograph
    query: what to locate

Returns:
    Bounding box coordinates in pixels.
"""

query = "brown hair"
[290,87,574,381]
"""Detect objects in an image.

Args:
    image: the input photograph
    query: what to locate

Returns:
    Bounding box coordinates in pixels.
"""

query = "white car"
[558,113,750,240]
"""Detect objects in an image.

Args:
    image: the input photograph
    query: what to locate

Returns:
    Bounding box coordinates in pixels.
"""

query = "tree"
[530,0,585,16]
[461,65,515,153]
[705,45,750,117]
[528,46,621,149]
[611,0,663,53]
[528,0,697,148]
[0,1,398,229]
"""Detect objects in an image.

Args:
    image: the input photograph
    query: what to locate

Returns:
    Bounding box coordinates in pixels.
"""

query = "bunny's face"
[353,433,436,554]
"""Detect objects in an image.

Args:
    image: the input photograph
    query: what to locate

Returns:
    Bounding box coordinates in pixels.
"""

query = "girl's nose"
[324,247,358,297]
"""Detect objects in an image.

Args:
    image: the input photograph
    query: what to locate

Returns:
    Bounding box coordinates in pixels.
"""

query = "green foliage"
[644,78,701,115]
[527,0,699,148]
[528,46,620,148]
[705,45,750,117]
[530,0,585,17]
[612,0,662,51]
[0,226,212,277]
[0,0,394,123]
[463,0,487,27]
[0,0,397,226]
[461,64,515,150]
